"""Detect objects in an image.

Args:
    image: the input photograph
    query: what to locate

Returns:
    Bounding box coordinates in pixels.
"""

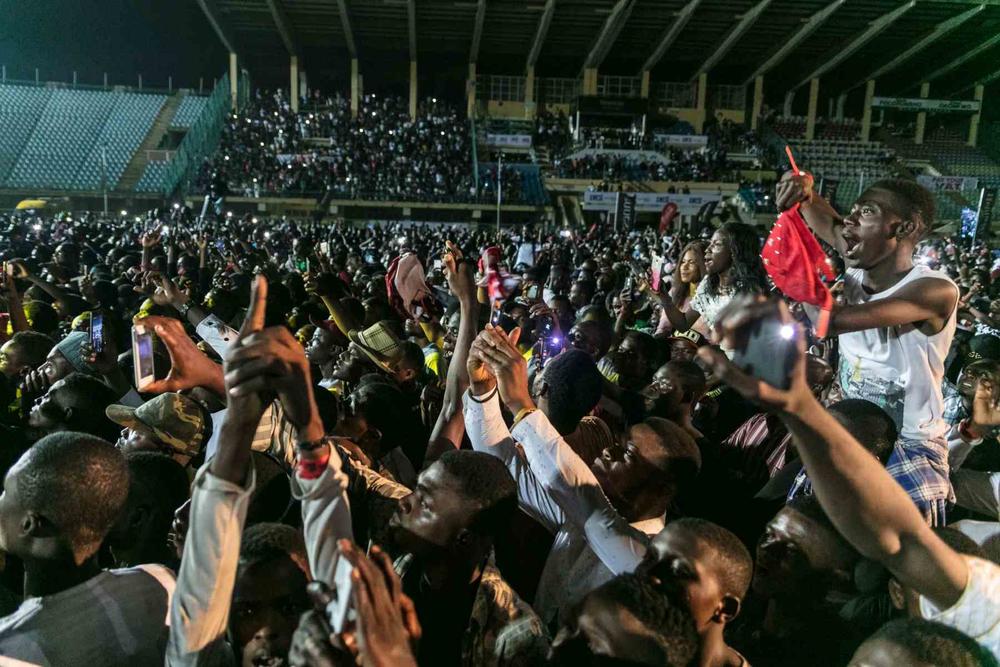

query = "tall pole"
[101,143,109,215]
[496,152,502,238]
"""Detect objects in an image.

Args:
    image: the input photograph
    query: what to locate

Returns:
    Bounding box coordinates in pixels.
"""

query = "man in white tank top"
[777,176,958,525]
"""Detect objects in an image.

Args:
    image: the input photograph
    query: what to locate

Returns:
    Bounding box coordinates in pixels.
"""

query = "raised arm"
[775,171,843,249]
[425,242,479,464]
[641,279,699,332]
[473,326,648,575]
[827,278,959,336]
[223,310,353,584]
[167,276,269,667]
[700,297,968,611]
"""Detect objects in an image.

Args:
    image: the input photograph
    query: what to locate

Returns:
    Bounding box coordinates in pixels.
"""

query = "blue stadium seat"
[1,84,166,190]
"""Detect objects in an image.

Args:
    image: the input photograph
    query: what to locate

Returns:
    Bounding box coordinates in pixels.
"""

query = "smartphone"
[731,316,798,390]
[433,259,443,270]
[325,555,355,634]
[320,241,330,256]
[90,312,105,354]
[494,312,518,335]
[132,324,156,391]
[525,283,540,301]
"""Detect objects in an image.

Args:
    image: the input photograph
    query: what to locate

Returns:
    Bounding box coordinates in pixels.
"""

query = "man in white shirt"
[0,432,175,665]
[702,297,1000,660]
[463,326,701,627]
[778,175,959,524]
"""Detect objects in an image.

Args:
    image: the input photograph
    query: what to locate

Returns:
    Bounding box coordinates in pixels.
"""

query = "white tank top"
[838,265,957,442]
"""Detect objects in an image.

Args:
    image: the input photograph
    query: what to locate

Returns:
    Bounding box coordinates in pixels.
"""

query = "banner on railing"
[583,191,722,216]
[871,97,981,112]
[977,188,997,240]
[486,134,532,149]
[917,175,979,192]
[652,134,708,148]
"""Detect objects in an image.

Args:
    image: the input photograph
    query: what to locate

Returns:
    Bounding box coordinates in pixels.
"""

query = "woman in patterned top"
[653,223,769,340]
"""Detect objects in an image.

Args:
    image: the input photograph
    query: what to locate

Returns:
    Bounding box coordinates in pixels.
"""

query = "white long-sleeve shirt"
[167,446,355,667]
[166,463,256,667]
[463,390,653,625]
[289,445,354,584]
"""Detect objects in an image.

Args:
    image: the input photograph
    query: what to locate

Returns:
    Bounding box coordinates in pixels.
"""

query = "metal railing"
[164,73,241,196]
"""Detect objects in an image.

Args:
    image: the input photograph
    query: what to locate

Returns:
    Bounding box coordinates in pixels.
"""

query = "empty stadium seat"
[0,84,166,190]
[171,95,209,128]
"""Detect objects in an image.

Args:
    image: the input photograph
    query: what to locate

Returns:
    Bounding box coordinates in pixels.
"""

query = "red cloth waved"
[761,205,836,337]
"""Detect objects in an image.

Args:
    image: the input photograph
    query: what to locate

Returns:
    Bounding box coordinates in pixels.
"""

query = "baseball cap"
[106,392,208,458]
[668,329,706,350]
[967,334,1000,363]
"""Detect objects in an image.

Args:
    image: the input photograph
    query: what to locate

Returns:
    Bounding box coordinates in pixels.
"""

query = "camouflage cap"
[106,392,207,457]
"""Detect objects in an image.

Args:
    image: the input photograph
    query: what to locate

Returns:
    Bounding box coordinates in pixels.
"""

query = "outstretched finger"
[239,274,268,338]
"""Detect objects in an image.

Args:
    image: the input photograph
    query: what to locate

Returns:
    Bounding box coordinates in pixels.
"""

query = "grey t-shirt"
[0,565,174,666]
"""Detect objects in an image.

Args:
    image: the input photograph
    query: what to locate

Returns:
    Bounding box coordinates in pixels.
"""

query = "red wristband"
[297,451,331,480]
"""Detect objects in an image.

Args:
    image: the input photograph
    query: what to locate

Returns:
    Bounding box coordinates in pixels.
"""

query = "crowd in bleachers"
[194,89,475,202]
[533,110,571,155]
[554,146,737,183]
[768,116,861,141]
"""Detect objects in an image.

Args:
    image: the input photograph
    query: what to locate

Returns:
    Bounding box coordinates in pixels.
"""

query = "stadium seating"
[77,93,167,189]
[788,139,896,181]
[171,95,208,128]
[136,159,169,193]
[1,85,166,190]
[0,85,54,184]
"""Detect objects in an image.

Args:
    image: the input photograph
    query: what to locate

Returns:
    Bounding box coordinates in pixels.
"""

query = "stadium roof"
[198,0,1000,98]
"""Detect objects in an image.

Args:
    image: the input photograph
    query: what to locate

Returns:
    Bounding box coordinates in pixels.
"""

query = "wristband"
[176,300,193,317]
[297,450,331,480]
[469,386,498,404]
[512,407,537,428]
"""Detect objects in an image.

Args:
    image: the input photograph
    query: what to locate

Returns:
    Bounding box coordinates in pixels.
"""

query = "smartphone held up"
[132,324,156,391]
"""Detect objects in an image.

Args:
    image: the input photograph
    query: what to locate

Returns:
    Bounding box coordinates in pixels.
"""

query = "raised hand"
[472,325,533,413]
[134,315,224,396]
[967,375,1000,437]
[140,224,163,249]
[7,260,30,280]
[466,339,496,392]
[696,296,809,414]
[80,332,119,377]
[224,285,324,443]
[338,540,420,667]
[775,170,815,211]
[443,241,475,301]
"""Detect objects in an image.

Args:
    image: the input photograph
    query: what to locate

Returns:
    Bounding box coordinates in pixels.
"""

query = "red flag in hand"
[761,205,835,337]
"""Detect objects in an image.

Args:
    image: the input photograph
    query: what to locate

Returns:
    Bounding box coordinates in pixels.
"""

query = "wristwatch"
[176,299,193,317]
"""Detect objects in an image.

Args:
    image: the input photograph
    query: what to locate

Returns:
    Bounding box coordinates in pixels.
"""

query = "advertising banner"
[583,191,722,216]
[871,97,981,112]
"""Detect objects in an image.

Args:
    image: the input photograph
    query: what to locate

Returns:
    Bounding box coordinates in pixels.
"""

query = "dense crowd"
[0,170,998,666]
[195,90,475,202]
[554,146,737,183]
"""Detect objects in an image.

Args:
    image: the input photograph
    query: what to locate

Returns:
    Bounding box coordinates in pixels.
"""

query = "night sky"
[0,0,228,89]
